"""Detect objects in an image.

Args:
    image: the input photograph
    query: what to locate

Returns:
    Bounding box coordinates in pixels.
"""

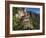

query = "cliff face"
[21,13,34,30]
[20,11,40,30]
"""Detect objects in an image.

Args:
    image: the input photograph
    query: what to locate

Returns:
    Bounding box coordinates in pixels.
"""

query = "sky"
[26,8,40,14]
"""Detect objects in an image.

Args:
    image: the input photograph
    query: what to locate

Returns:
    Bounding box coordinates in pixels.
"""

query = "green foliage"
[13,16,24,30]
[13,7,20,15]
[29,15,40,29]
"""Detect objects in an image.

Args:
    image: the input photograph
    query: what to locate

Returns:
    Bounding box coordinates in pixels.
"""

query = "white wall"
[0,0,46,38]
